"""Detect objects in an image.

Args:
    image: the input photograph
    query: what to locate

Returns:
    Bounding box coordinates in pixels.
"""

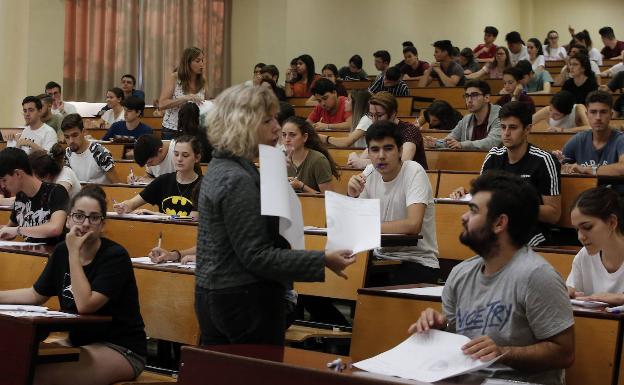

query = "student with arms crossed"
[567,186,624,305]
[424,79,501,150]
[347,121,439,285]
[348,92,427,169]
[282,117,338,194]
[0,185,147,384]
[62,114,120,184]
[0,147,68,244]
[410,171,574,385]
[451,102,562,246]
[559,91,624,176]
[196,84,355,345]
[114,136,201,217]
[532,91,589,132]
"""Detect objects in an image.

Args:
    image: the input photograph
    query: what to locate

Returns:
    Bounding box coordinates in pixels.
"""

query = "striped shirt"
[481,144,561,246]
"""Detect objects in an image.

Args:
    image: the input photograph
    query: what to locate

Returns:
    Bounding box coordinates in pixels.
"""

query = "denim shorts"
[102,342,147,378]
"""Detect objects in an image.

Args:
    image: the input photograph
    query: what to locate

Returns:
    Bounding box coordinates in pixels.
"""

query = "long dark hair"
[350,89,372,131]
[28,143,66,179]
[296,54,316,91]
[424,100,463,131]
[284,116,339,179]
[573,186,624,234]
[489,47,511,70]
[570,53,594,78]
[179,102,212,163]
[69,185,108,220]
[175,134,204,176]
[574,30,593,49]
[527,38,544,57]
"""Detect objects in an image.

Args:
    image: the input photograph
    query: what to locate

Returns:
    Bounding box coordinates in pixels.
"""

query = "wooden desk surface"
[351,285,623,385]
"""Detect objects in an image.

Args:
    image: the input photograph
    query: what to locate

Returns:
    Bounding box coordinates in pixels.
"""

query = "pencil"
[157,231,162,249]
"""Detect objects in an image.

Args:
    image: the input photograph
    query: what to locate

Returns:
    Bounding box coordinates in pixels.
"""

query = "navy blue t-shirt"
[562,129,624,167]
[102,121,153,141]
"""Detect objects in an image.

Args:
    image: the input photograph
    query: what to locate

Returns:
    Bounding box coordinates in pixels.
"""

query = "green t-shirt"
[287,149,333,192]
[42,113,63,134]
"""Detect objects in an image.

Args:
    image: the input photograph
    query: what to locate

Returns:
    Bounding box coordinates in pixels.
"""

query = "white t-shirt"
[55,166,82,198]
[360,161,439,268]
[51,102,77,116]
[18,123,58,154]
[531,55,545,71]
[588,47,603,65]
[146,139,176,178]
[607,62,624,76]
[543,45,567,61]
[354,115,373,148]
[65,142,115,184]
[566,247,624,295]
[510,45,529,65]
[101,108,124,126]
[549,104,578,130]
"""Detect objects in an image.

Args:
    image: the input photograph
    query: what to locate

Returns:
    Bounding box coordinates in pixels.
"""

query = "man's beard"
[459,221,498,258]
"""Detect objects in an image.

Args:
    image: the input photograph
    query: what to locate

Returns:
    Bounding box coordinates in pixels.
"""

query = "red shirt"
[601,41,624,59]
[473,44,497,59]
[307,96,351,124]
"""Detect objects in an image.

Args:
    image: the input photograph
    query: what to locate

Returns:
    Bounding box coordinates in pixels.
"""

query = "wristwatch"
[591,165,598,175]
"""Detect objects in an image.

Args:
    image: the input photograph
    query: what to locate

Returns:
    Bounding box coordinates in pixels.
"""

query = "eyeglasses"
[70,212,104,224]
[463,92,484,100]
[366,112,387,120]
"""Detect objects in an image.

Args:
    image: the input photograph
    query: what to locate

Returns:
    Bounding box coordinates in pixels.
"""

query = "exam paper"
[259,144,304,250]
[435,193,472,202]
[386,286,444,297]
[0,304,48,312]
[0,241,45,247]
[570,299,608,308]
[107,212,168,220]
[325,191,380,254]
[353,330,502,383]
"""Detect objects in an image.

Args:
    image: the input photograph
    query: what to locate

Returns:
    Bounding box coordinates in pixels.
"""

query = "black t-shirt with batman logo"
[139,172,201,216]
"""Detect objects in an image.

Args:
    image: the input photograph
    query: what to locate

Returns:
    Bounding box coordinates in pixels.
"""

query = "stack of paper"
[325,191,380,254]
[0,305,78,318]
[354,330,502,382]
[386,286,444,297]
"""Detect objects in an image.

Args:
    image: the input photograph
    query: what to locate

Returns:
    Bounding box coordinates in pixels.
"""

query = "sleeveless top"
[162,80,205,131]
[549,104,577,130]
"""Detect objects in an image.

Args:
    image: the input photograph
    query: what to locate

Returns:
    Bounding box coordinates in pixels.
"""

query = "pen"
[327,358,343,372]
[607,305,624,313]
[129,167,135,184]
[157,231,162,249]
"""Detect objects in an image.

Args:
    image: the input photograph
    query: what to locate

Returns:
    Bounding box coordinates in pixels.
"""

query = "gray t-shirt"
[431,61,466,87]
[443,247,574,385]
[527,70,553,93]
[562,129,624,167]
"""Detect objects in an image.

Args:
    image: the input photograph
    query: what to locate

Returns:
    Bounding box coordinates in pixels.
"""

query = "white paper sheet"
[131,257,156,265]
[570,299,608,308]
[386,286,444,297]
[107,212,168,220]
[435,193,472,202]
[259,144,304,250]
[0,241,45,247]
[353,330,502,383]
[325,191,380,254]
[0,304,48,312]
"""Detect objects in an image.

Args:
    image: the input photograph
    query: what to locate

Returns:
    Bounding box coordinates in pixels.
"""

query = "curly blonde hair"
[204,84,279,159]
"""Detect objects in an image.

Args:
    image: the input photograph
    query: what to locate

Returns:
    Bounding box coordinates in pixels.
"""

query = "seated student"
[0,147,68,244]
[243,62,265,86]
[259,64,288,100]
[473,26,499,60]
[37,94,63,139]
[102,96,153,142]
[411,171,574,385]
[424,79,501,150]
[567,186,624,305]
[543,30,567,61]
[458,48,481,74]
[604,70,624,118]
[419,40,465,87]
[368,50,391,94]
[467,46,511,80]
[131,135,175,184]
[0,185,147,384]
[380,66,409,96]
[399,46,430,81]
[338,54,368,81]
[318,89,372,148]
[10,96,58,154]
[527,38,546,72]
[560,91,624,176]
[100,87,125,128]
[496,67,536,115]
[601,58,624,78]
[515,59,553,94]
[393,41,414,71]
[306,78,352,130]
[452,102,562,246]
[285,54,321,98]
[45,81,77,116]
[121,73,145,100]
[562,53,599,105]
[282,117,338,194]
[573,29,603,65]
[505,31,529,65]
[422,100,463,131]
[319,64,348,97]
[179,102,212,163]
[30,144,82,198]
[532,91,589,132]
[261,78,288,102]
[62,114,120,184]
[555,45,601,87]
[114,136,201,216]
[347,121,439,285]
[599,26,624,60]
[348,92,427,169]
